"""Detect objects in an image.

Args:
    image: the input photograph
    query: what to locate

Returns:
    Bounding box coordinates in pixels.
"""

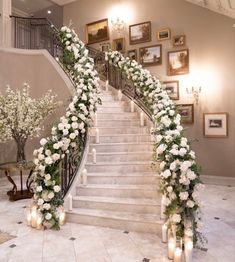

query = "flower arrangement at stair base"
[0,83,59,162]
[32,26,100,230]
[105,50,205,246]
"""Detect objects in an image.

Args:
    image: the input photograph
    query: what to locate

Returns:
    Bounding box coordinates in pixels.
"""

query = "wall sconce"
[111,17,125,35]
[186,86,202,105]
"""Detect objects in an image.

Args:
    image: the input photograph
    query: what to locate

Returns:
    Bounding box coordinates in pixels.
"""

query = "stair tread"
[77,184,157,190]
[67,208,161,224]
[86,161,153,166]
[90,142,153,146]
[90,134,150,137]
[73,196,160,206]
[86,172,158,177]
[88,152,152,155]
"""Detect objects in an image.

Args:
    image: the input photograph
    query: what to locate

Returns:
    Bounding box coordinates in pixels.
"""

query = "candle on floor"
[95,128,100,144]
[118,90,122,101]
[160,195,166,220]
[168,236,176,260]
[162,223,168,243]
[174,247,182,262]
[92,148,97,164]
[185,240,193,262]
[130,100,135,113]
[31,207,37,228]
[105,80,109,91]
[36,216,43,230]
[68,194,73,211]
[26,210,31,226]
[94,112,97,127]
[59,209,66,226]
[140,112,144,126]
[82,168,87,185]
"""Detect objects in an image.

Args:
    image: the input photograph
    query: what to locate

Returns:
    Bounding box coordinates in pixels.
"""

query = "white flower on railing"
[105,50,205,245]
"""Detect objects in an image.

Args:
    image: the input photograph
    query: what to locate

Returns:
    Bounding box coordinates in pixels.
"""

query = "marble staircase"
[66,84,162,234]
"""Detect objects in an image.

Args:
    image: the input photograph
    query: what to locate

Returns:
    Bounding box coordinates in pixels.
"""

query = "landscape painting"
[86,18,109,44]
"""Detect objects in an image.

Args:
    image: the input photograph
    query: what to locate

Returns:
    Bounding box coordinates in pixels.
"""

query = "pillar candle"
[140,112,144,126]
[162,223,167,243]
[68,194,73,211]
[92,148,96,164]
[131,100,135,112]
[95,128,100,144]
[82,168,87,185]
[105,80,109,91]
[185,240,193,262]
[94,112,97,127]
[26,212,31,226]
[118,90,122,101]
[160,195,166,220]
[36,216,42,230]
[31,208,37,228]
[59,210,66,226]
[174,247,182,262]
[168,237,176,260]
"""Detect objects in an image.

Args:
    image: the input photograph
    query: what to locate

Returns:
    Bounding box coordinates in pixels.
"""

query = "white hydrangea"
[45,213,52,220]
[179,192,189,200]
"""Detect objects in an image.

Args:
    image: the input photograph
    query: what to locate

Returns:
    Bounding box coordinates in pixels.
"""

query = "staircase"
[66,83,162,234]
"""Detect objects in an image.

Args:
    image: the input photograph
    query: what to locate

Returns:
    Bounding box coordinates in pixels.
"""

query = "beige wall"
[64,0,235,177]
[0,48,72,163]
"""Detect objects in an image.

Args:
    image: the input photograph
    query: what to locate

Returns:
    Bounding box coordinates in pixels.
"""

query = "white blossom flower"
[187,200,195,208]
[43,203,51,210]
[45,174,51,181]
[36,186,43,192]
[179,148,187,156]
[45,213,52,220]
[167,186,173,193]
[179,192,189,200]
[157,144,167,155]
[45,156,53,165]
[40,138,47,146]
[53,185,61,192]
[37,198,44,205]
[172,214,181,223]
[48,192,54,199]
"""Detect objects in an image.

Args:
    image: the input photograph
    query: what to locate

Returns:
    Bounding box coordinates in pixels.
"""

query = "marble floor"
[0,176,234,262]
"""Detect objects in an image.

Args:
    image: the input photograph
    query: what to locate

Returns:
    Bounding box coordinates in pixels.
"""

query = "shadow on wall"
[0,48,72,164]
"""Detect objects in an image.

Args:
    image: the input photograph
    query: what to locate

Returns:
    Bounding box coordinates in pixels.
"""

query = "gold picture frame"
[86,18,109,45]
[129,21,151,45]
[162,81,179,100]
[157,28,171,41]
[112,38,125,52]
[139,44,162,67]
[176,104,194,124]
[167,49,189,76]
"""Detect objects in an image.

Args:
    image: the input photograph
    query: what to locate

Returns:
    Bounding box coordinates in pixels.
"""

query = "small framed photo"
[177,104,194,124]
[127,49,137,60]
[173,35,186,46]
[100,42,111,52]
[113,38,125,52]
[129,21,151,45]
[162,81,179,100]
[203,113,228,137]
[167,49,189,76]
[86,18,109,44]
[139,44,162,67]
[157,28,171,41]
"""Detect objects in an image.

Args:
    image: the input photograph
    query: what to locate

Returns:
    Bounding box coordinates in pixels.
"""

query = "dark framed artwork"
[173,35,186,47]
[86,18,109,44]
[127,49,137,60]
[167,49,189,76]
[177,104,194,124]
[162,81,179,100]
[129,21,151,45]
[203,113,228,137]
[139,44,162,67]
[157,28,171,41]
[100,42,111,52]
[113,38,125,52]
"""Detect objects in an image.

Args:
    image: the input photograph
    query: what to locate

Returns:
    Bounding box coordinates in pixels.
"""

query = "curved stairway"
[66,82,162,234]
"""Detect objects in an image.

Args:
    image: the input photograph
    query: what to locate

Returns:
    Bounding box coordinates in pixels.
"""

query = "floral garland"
[32,26,100,229]
[105,50,204,245]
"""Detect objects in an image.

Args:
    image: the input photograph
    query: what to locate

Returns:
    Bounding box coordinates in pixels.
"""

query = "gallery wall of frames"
[63,0,235,177]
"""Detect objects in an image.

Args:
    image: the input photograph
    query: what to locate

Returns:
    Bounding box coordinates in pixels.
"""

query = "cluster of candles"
[162,223,193,262]
[26,205,66,229]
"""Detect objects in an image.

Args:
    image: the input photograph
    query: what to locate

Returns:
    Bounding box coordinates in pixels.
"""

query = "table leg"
[4,170,17,195]
[20,169,23,195]
[26,170,34,192]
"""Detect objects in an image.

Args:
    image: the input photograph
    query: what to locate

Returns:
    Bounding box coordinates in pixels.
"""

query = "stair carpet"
[66,85,162,234]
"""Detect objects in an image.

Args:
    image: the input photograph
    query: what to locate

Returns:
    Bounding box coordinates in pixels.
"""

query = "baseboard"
[201,175,235,187]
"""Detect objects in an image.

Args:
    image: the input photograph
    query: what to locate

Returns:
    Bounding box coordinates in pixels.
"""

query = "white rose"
[58,123,64,130]
[156,135,163,143]
[52,153,60,161]
[38,154,45,161]
[72,122,79,129]
[174,114,181,125]
[167,186,173,193]
[45,174,51,181]
[170,161,177,171]
[40,138,47,146]
[43,203,51,210]
[170,148,179,155]
[72,116,78,121]
[187,200,195,208]
[189,150,196,159]
[172,214,181,223]
[157,144,167,155]
[180,161,192,172]
[179,192,189,200]
[63,129,69,136]
[69,133,76,139]
[187,170,196,180]
[160,161,166,170]
[45,213,52,220]
[169,110,175,116]
[48,192,54,199]
[45,157,53,165]
[162,169,171,178]
[36,186,43,192]
[37,198,44,205]
[45,149,51,156]
[53,143,60,150]
[179,148,187,156]
[53,185,61,192]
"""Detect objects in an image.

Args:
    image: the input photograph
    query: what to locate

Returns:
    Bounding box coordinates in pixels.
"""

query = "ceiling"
[12,0,54,14]
[185,0,235,19]
[50,0,77,5]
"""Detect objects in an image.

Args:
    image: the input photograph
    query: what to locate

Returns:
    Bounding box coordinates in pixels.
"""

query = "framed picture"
[86,18,109,44]
[100,42,111,52]
[162,81,179,100]
[139,44,162,67]
[127,49,137,60]
[129,21,151,45]
[203,113,228,137]
[177,104,194,124]
[173,35,186,46]
[167,49,189,76]
[113,38,125,52]
[157,28,171,41]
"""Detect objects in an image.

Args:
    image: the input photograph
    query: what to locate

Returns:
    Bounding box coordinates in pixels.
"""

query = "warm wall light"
[111,17,125,35]
[186,86,202,105]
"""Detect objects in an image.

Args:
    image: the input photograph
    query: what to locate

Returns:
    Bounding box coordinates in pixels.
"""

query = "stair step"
[87,151,152,162]
[76,184,160,199]
[66,208,162,234]
[97,112,139,120]
[97,106,125,113]
[90,134,152,143]
[98,101,127,107]
[97,119,140,127]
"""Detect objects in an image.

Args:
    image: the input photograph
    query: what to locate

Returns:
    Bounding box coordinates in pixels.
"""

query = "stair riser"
[66,212,161,234]
[97,120,140,127]
[97,107,125,113]
[96,127,149,135]
[87,152,152,162]
[86,164,152,173]
[89,144,153,152]
[98,101,127,107]
[97,113,139,120]
[90,135,152,143]
[72,200,161,214]
[76,187,159,199]
[87,175,158,185]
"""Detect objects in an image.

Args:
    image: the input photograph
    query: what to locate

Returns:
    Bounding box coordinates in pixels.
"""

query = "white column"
[0,0,12,47]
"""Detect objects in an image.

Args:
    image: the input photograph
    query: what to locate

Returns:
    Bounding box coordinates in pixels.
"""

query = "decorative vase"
[15,138,27,163]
